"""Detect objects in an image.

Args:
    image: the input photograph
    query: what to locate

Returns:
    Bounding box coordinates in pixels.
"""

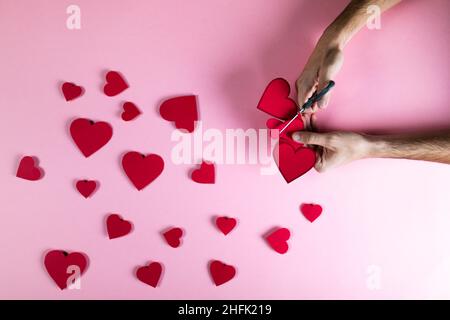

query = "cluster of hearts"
[15,72,323,289]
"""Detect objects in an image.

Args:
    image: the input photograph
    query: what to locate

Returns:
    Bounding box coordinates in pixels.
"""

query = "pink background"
[0,0,449,299]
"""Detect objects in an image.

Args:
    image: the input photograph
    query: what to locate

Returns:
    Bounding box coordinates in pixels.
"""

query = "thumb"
[291,131,330,147]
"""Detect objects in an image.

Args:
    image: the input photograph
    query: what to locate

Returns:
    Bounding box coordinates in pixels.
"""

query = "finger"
[310,113,319,132]
[291,131,330,147]
[296,77,317,108]
[301,113,312,131]
[317,48,344,108]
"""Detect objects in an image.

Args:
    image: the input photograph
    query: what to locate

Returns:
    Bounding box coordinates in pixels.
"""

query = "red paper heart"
[275,142,316,183]
[103,71,128,97]
[209,260,236,286]
[136,262,163,288]
[265,228,290,254]
[70,118,113,157]
[159,95,198,132]
[75,180,97,198]
[215,217,237,235]
[257,78,297,120]
[300,203,323,222]
[16,156,43,181]
[191,161,215,184]
[61,82,84,101]
[44,250,88,290]
[163,227,183,248]
[122,151,164,190]
[266,117,304,148]
[106,214,133,239]
[121,102,141,121]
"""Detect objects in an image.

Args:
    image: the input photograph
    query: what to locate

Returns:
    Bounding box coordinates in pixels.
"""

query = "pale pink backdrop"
[0,0,449,299]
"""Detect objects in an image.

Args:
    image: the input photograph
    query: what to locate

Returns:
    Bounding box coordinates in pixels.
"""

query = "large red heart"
[191,161,215,184]
[300,203,323,222]
[209,260,236,286]
[61,82,84,101]
[163,227,183,248]
[70,118,113,158]
[16,156,43,181]
[106,214,133,239]
[275,142,316,183]
[122,151,164,190]
[215,217,237,235]
[265,228,290,254]
[257,78,297,120]
[121,102,141,121]
[103,71,128,97]
[136,262,163,288]
[44,250,88,290]
[75,179,97,198]
[159,95,198,132]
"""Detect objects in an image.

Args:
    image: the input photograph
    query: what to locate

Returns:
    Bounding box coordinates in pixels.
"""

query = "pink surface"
[0,0,449,299]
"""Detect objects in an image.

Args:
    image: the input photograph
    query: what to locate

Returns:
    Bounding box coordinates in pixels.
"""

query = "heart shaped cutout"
[121,102,141,121]
[16,156,44,181]
[136,262,163,288]
[257,78,297,120]
[162,227,183,248]
[275,142,316,183]
[75,179,97,198]
[215,217,237,235]
[265,227,290,254]
[300,203,323,222]
[61,82,84,101]
[106,214,133,239]
[44,250,88,290]
[209,260,236,286]
[159,95,198,132]
[191,161,215,184]
[70,118,113,158]
[103,71,128,97]
[266,117,305,147]
[122,151,164,190]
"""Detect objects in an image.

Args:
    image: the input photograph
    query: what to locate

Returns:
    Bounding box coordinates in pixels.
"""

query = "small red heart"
[215,217,237,235]
[136,262,163,288]
[16,156,43,181]
[61,82,84,101]
[159,95,198,132]
[265,228,290,254]
[44,250,88,290]
[121,102,141,121]
[257,78,297,120]
[75,180,97,198]
[106,214,133,239]
[122,151,164,191]
[191,161,215,184]
[275,142,316,183]
[300,203,323,222]
[163,227,183,248]
[70,118,113,158]
[103,71,128,97]
[209,260,236,286]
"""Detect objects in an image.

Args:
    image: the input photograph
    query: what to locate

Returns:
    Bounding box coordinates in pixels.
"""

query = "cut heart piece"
[103,70,128,97]
[275,141,316,183]
[75,179,97,198]
[266,117,304,147]
[122,151,164,190]
[162,227,183,248]
[159,95,198,132]
[106,214,133,239]
[209,260,236,286]
[215,216,237,235]
[136,262,163,288]
[16,156,44,181]
[265,227,290,254]
[61,82,84,101]
[300,203,323,222]
[121,101,141,121]
[191,161,215,184]
[44,250,88,290]
[70,118,113,157]
[257,78,297,120]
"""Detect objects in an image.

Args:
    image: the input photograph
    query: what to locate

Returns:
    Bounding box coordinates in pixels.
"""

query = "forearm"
[366,131,450,164]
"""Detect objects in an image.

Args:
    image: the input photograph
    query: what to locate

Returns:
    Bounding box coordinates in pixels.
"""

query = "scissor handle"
[299,80,335,113]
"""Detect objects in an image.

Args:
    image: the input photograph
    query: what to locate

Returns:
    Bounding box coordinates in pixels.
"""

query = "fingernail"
[292,132,302,142]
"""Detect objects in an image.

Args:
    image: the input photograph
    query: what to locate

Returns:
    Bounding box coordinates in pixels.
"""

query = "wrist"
[365,135,391,158]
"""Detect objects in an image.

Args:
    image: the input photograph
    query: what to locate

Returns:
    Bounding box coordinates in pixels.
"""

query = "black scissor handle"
[300,80,335,113]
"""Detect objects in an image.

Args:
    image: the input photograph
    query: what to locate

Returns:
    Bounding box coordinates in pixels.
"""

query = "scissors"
[279,80,335,133]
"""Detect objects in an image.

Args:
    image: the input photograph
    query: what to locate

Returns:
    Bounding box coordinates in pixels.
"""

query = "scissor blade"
[279,113,299,134]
